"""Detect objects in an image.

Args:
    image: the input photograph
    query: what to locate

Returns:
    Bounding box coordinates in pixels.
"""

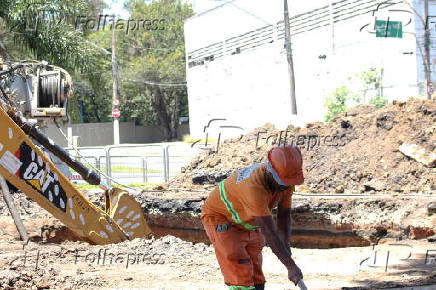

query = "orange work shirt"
[201,163,294,230]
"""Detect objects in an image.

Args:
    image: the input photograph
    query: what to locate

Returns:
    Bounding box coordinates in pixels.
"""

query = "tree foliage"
[324,67,388,122]
[1,0,193,141]
[0,0,106,72]
[353,67,381,104]
[324,86,350,122]
[118,0,193,140]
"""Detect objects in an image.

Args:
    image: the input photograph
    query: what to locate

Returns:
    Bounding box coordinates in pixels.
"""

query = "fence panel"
[166,144,204,180]
[65,143,206,186]
[104,145,166,186]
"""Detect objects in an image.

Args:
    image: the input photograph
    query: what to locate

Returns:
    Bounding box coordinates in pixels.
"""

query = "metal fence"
[66,143,204,186]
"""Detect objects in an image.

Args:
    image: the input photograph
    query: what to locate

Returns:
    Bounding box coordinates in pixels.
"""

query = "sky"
[103,0,130,18]
[102,0,230,18]
[101,0,336,24]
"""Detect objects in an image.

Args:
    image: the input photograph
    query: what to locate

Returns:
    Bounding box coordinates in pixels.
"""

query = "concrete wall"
[41,122,190,147]
[184,0,422,139]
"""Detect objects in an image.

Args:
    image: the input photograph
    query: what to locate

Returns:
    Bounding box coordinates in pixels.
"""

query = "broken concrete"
[399,143,436,168]
[428,202,436,216]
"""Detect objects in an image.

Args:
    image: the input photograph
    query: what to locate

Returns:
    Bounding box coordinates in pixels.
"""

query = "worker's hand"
[287,262,303,286]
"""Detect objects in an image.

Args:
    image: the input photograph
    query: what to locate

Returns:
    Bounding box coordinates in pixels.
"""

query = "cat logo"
[16,142,67,212]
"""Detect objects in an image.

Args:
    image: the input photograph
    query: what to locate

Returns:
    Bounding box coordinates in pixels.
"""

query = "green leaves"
[1,0,193,140]
[324,67,388,122]
[1,0,105,72]
[324,86,350,122]
[115,0,193,139]
[369,94,388,109]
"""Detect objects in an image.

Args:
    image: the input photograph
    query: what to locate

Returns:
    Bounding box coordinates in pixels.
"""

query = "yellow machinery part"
[105,188,151,240]
[0,106,151,244]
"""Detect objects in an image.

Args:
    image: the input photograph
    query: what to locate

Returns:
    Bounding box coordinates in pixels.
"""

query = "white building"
[184,0,435,139]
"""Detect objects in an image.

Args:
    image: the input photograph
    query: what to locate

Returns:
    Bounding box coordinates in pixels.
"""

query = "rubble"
[429,202,436,216]
[399,143,436,167]
[0,234,214,290]
[168,98,436,194]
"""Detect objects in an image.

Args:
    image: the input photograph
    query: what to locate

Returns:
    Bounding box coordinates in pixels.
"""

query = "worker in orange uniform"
[201,145,304,290]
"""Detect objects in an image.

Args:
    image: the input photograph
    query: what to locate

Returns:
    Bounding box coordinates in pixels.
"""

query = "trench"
[139,194,435,249]
[33,223,372,249]
[29,195,434,250]
[149,226,371,249]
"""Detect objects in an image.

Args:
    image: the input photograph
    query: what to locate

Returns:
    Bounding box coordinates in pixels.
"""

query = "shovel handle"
[297,279,308,290]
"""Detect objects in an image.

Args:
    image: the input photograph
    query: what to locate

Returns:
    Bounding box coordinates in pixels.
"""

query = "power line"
[228,2,272,26]
[119,41,184,51]
[121,77,187,87]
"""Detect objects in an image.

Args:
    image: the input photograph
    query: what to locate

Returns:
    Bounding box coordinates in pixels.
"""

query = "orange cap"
[267,145,304,185]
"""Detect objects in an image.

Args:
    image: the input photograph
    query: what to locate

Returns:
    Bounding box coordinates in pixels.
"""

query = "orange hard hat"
[266,145,304,185]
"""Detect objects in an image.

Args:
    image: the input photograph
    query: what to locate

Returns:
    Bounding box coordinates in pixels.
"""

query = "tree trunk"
[151,87,180,141]
[152,87,170,141]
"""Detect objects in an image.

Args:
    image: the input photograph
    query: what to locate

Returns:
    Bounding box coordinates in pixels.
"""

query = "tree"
[356,67,387,109]
[0,0,112,124]
[355,67,381,104]
[73,0,193,139]
[324,86,349,122]
[118,0,193,140]
[324,67,387,122]
[1,0,194,139]
[72,25,113,124]
[0,0,106,72]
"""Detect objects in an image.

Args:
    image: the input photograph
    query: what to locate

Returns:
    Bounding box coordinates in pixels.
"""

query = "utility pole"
[284,0,297,114]
[329,0,335,55]
[112,15,120,144]
[424,0,432,99]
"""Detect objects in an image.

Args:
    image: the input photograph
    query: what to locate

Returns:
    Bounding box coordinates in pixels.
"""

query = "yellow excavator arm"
[0,102,151,245]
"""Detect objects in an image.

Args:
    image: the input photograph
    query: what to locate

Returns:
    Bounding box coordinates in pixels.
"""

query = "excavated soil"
[1,188,435,247]
[1,189,436,289]
[1,98,436,289]
[168,98,436,194]
[1,192,436,289]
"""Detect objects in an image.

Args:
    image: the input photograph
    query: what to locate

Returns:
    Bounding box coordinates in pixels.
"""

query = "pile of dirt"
[168,98,436,194]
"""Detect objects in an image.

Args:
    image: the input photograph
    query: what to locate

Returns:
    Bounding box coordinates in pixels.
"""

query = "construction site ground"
[1,98,435,289]
[1,191,435,290]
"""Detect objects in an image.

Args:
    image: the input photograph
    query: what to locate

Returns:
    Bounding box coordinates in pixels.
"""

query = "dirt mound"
[168,98,436,194]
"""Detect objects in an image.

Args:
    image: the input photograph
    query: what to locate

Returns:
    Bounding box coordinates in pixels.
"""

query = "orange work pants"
[204,223,266,288]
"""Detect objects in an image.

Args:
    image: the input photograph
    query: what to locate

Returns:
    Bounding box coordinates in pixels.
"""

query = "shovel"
[297,279,308,290]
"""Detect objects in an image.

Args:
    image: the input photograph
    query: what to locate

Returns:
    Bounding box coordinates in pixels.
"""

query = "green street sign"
[375,20,402,38]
